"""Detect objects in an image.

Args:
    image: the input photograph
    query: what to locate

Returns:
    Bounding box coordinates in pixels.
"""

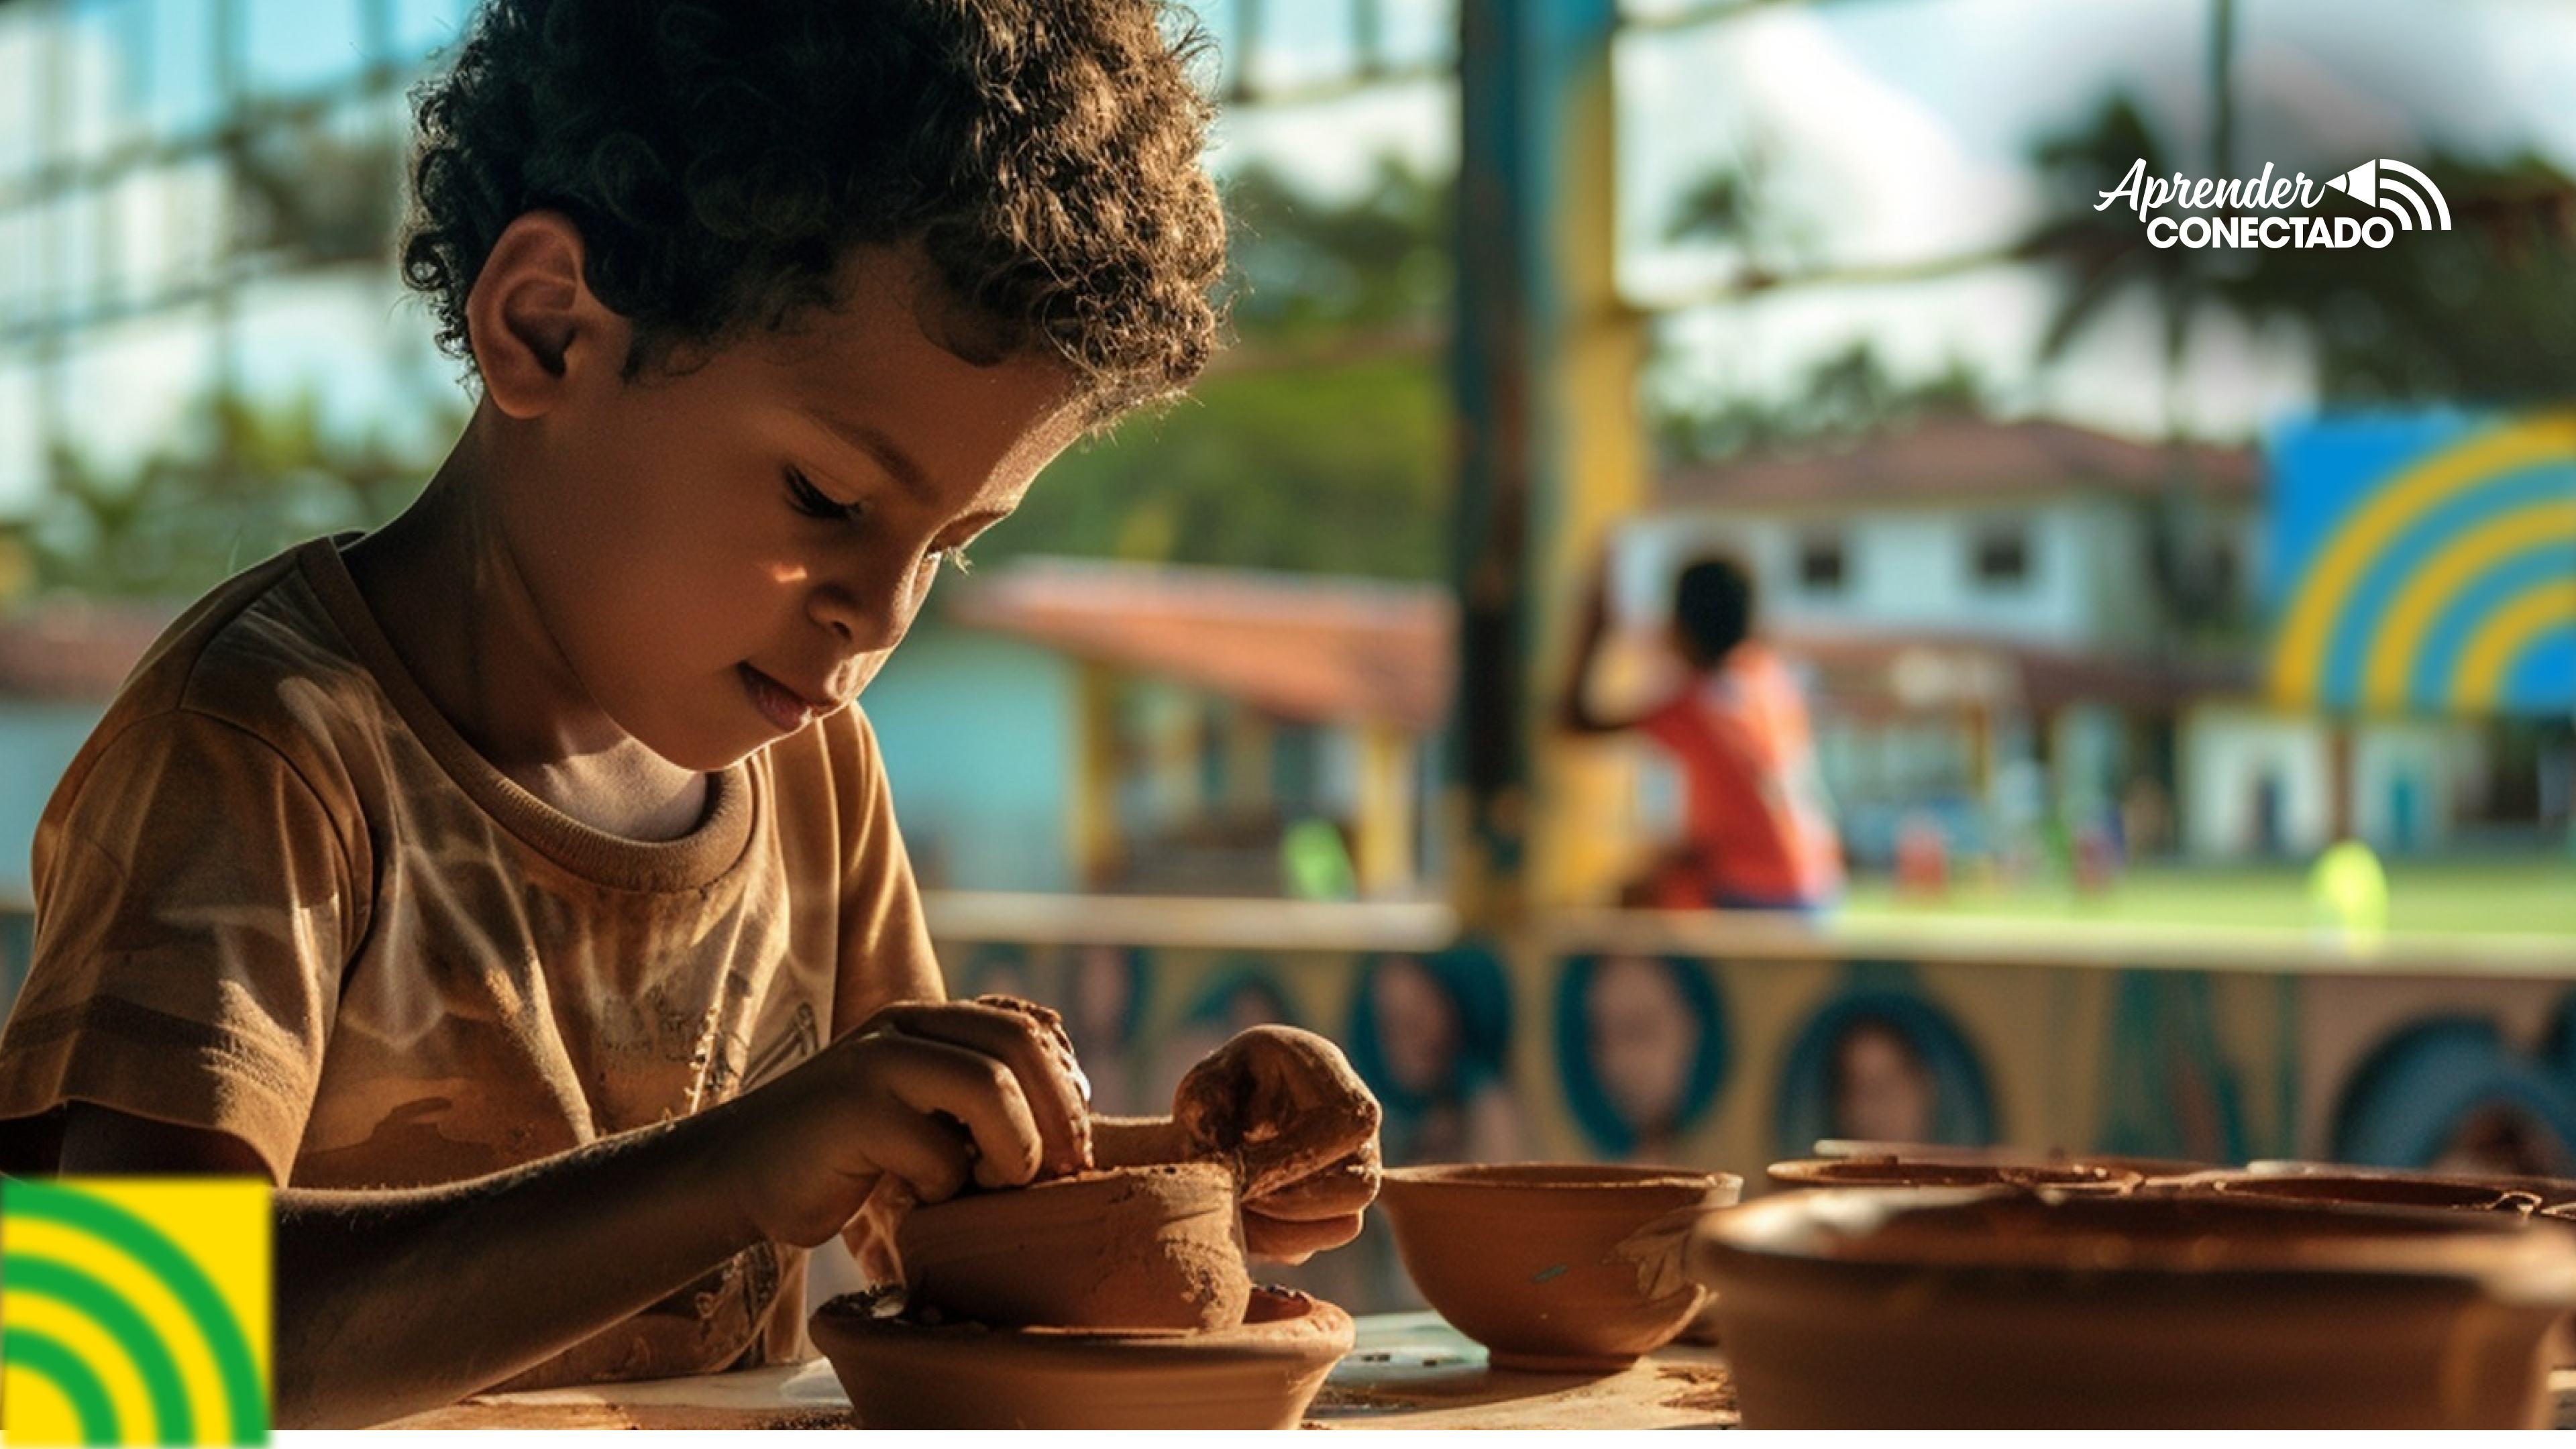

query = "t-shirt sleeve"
[0,708,362,1181]
[1635,687,1701,755]
[828,707,942,1038]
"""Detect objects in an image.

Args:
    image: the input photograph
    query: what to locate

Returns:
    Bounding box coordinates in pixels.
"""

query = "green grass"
[1837,857,2576,939]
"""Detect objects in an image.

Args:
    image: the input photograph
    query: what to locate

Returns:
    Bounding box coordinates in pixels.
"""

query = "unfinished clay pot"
[1768,1155,2142,1195]
[810,1283,1353,1430]
[1693,1185,2576,1429]
[1377,1163,1741,1372]
[894,1161,1251,1331]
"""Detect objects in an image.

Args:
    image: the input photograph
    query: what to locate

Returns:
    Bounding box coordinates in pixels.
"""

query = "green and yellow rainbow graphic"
[2268,411,2576,716]
[1,1178,270,1446]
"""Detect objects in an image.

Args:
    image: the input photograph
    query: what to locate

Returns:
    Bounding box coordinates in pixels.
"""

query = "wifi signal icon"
[1,1177,271,1446]
[2323,158,2453,231]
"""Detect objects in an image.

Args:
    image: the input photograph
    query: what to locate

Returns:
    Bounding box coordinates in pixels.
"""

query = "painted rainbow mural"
[2268,412,2576,716]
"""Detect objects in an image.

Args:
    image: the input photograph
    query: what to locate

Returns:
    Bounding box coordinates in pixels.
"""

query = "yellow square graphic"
[2,1177,272,1446]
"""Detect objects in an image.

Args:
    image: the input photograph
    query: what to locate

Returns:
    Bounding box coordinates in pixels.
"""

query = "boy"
[1559,549,1844,912]
[0,0,1377,1428]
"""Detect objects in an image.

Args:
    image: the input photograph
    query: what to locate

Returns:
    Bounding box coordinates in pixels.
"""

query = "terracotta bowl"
[810,1284,1353,1430]
[1768,1155,2142,1195]
[2172,1168,2543,1216]
[1693,1186,2576,1429]
[895,1161,1250,1330]
[2241,1160,2576,1210]
[1377,1162,1741,1372]
[1814,1140,2212,1181]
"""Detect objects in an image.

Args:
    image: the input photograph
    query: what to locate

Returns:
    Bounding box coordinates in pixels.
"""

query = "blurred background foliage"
[982,158,1453,580]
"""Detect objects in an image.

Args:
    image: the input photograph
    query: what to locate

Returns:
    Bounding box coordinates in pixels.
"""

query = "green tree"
[972,156,1454,581]
[27,390,450,598]
[1650,341,1988,466]
[2017,93,2576,410]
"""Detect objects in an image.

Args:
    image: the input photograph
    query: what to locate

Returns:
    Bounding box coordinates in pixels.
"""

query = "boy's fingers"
[870,1032,1048,1193]
[1243,1210,1364,1265]
[873,998,1093,1177]
[1242,1144,1380,1222]
[1177,1026,1380,1199]
[846,1073,980,1206]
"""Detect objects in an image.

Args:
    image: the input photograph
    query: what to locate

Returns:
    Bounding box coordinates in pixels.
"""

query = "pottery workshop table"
[378,1310,2576,1432]
[379,1312,1740,1430]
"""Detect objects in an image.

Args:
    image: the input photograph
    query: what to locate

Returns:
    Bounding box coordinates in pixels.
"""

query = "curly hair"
[401,0,1226,424]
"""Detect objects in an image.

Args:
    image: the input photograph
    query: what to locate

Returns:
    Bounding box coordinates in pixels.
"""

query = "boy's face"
[502,246,1084,772]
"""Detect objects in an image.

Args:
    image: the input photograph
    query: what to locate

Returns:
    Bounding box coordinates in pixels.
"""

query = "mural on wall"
[1152,954,1308,1112]
[956,939,1039,1001]
[1344,942,1526,1166]
[920,934,2322,1187]
[1049,941,1156,1118]
[2328,991,2576,1177]
[2095,970,2253,1167]
[1773,965,1996,1158]
[1552,951,1731,1165]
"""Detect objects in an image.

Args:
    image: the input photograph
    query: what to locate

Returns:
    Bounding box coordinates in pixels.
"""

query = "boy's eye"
[785,466,861,522]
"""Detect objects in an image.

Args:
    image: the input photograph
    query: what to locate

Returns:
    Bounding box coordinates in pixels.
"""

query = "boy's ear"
[464,211,630,418]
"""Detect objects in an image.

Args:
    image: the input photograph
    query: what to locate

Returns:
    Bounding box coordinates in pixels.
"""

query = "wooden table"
[381,1313,2576,1431]
[380,1312,1738,1431]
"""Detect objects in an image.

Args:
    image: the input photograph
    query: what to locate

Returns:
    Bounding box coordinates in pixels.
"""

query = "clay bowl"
[894,1161,1251,1330]
[1768,1155,2142,1195]
[2242,1159,2576,1210]
[1377,1162,1741,1371]
[1814,1140,2212,1183]
[810,1283,1353,1430]
[2171,1168,2544,1216]
[1693,1185,2576,1429]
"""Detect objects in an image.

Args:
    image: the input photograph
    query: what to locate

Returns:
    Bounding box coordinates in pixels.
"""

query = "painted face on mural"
[1586,954,1699,1136]
[1830,1018,1937,1144]
[1373,956,1462,1097]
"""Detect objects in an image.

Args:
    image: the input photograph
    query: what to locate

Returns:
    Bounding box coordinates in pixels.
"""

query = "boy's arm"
[56,998,1089,1430]
[1559,553,1644,735]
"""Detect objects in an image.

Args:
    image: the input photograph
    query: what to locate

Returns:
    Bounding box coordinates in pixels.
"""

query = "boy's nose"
[806,576,916,655]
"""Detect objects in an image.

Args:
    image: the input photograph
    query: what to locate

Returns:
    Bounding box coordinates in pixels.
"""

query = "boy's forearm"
[272,1104,761,1429]
[267,996,1087,1428]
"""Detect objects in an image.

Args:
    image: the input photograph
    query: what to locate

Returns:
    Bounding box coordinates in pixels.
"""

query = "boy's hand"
[1173,1025,1383,1263]
[727,997,1093,1250]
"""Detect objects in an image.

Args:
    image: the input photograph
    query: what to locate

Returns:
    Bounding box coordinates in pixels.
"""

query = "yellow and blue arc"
[2268,412,2576,715]
[1,1177,271,1446]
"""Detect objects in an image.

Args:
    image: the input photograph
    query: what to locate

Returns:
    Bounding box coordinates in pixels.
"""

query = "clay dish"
[2175,1168,2542,1216]
[1814,1140,2211,1182]
[1378,1162,1741,1372]
[895,1161,1250,1330]
[810,1283,1353,1430]
[1768,1155,2141,1195]
[2242,1159,2576,1210]
[1693,1186,2576,1428]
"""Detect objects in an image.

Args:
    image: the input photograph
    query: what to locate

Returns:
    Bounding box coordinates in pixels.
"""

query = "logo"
[1,1177,271,1446]
[2267,411,2576,716]
[2319,158,2452,233]
[2096,157,2453,251]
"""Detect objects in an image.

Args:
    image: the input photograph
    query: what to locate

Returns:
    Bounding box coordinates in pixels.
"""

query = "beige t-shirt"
[0,535,940,1387]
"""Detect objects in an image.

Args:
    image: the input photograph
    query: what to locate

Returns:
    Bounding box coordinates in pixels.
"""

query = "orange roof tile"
[945,558,1454,731]
[1659,416,2259,511]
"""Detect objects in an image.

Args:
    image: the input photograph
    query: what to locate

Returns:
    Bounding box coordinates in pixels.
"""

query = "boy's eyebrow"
[803,407,936,506]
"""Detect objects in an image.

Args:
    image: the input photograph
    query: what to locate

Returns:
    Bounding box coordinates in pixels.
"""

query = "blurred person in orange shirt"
[1560,549,1844,912]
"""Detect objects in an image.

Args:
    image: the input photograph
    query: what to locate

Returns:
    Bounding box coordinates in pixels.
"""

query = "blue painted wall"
[861,624,1078,894]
